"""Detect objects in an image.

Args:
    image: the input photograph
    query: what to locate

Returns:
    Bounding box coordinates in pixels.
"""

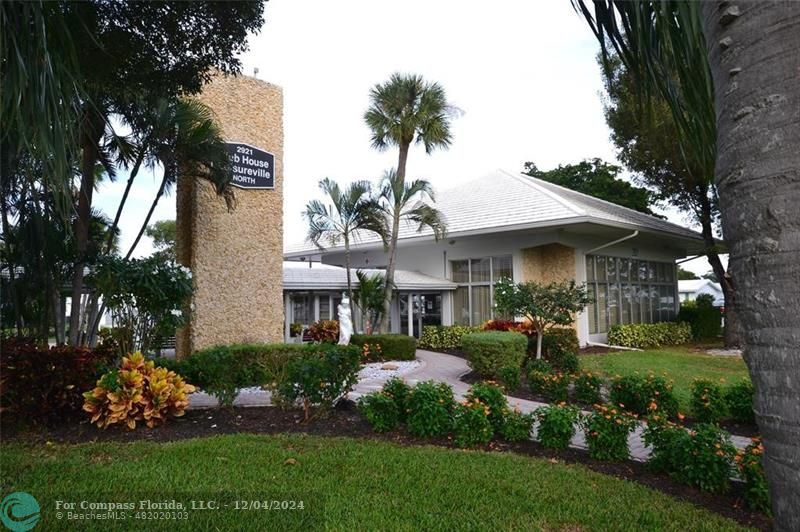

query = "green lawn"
[580,347,750,414]
[0,434,751,531]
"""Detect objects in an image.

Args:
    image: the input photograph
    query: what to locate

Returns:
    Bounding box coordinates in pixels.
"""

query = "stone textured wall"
[521,243,576,284]
[176,74,284,357]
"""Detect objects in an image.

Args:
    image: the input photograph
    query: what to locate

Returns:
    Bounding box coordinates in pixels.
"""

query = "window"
[291,294,313,325]
[586,255,677,334]
[451,255,513,326]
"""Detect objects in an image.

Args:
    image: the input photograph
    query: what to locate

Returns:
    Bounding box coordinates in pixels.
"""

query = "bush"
[528,370,549,397]
[691,378,727,423]
[736,438,771,514]
[417,325,481,350]
[499,408,533,442]
[82,352,195,430]
[574,371,602,405]
[581,404,637,461]
[359,342,384,363]
[453,399,494,447]
[406,380,455,438]
[548,350,579,374]
[541,372,571,403]
[725,380,755,424]
[382,377,411,421]
[678,302,722,339]
[466,382,508,431]
[0,337,116,424]
[351,334,416,361]
[307,320,339,343]
[358,392,400,433]
[498,366,521,392]
[462,331,527,378]
[539,328,580,360]
[276,343,361,420]
[609,374,679,418]
[607,322,693,349]
[534,403,579,450]
[482,319,519,332]
[526,358,553,374]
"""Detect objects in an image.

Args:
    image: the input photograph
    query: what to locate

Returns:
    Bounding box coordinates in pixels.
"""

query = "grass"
[580,346,750,414]
[0,434,752,531]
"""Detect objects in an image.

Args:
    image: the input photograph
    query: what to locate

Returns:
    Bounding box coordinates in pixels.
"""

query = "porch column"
[407,293,414,337]
[284,293,291,342]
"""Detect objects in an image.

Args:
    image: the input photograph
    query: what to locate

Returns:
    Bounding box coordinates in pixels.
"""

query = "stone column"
[176,74,284,357]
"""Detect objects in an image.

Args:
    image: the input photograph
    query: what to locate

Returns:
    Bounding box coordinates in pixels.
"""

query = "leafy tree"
[493,278,591,360]
[523,158,659,216]
[364,73,457,332]
[573,1,800,525]
[145,220,177,262]
[677,266,699,280]
[354,270,387,335]
[304,179,385,323]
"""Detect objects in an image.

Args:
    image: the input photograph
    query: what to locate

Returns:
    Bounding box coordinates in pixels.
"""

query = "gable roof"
[286,169,704,255]
[678,279,722,293]
[283,261,457,291]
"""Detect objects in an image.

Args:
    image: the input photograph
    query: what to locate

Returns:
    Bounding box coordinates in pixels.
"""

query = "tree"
[599,53,740,347]
[677,266,699,280]
[523,158,659,216]
[374,169,447,332]
[701,270,718,283]
[145,220,177,262]
[493,278,591,360]
[303,179,385,323]
[354,270,387,335]
[364,73,457,331]
[573,1,800,526]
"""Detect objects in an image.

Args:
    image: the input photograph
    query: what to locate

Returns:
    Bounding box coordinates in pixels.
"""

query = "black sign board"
[226,142,275,189]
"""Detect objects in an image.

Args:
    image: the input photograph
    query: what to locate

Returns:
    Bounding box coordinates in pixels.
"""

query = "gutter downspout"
[585,230,639,255]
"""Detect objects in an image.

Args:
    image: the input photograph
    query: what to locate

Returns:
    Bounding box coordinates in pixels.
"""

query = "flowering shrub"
[736,438,771,514]
[498,366,521,392]
[417,325,481,350]
[482,319,519,332]
[82,352,195,429]
[725,380,755,424]
[534,403,579,450]
[499,408,534,442]
[406,380,455,437]
[351,334,416,361]
[453,399,494,447]
[581,404,637,461]
[526,358,553,374]
[541,372,570,403]
[358,392,400,433]
[462,331,527,379]
[360,342,384,363]
[573,371,602,405]
[466,382,507,431]
[382,377,411,421]
[307,320,339,343]
[607,322,692,349]
[610,373,679,418]
[691,378,727,423]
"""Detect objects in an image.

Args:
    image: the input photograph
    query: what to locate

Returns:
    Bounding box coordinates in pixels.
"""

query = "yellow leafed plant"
[83,352,195,430]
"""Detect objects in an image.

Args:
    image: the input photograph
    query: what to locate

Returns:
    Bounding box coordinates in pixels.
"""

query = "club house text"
[227,143,274,188]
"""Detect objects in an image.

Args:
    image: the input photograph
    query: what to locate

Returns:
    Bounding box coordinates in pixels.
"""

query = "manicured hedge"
[351,334,416,361]
[607,322,692,349]
[462,331,528,378]
[677,304,722,339]
[418,325,482,350]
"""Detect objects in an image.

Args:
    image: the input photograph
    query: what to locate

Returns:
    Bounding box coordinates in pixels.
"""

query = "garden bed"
[3,402,770,531]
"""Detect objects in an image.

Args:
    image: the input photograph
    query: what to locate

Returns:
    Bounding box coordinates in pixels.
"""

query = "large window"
[586,255,677,334]
[451,256,512,325]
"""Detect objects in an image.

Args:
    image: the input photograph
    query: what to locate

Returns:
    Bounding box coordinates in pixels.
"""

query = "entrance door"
[414,293,442,338]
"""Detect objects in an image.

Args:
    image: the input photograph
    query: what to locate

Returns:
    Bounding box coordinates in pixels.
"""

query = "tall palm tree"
[375,169,446,332]
[574,1,800,526]
[354,270,388,335]
[303,178,386,323]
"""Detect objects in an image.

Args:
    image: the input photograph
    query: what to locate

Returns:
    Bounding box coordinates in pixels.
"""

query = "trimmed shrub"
[482,319,519,332]
[607,322,693,349]
[498,366,521,392]
[725,380,755,424]
[462,331,527,378]
[542,372,570,403]
[581,404,637,461]
[0,337,116,424]
[499,408,534,442]
[528,370,549,397]
[548,350,579,374]
[526,358,553,374]
[417,325,481,350]
[736,438,771,514]
[82,352,195,430]
[691,378,727,423]
[406,380,455,437]
[358,392,400,433]
[539,328,580,359]
[574,371,602,405]
[609,374,679,418]
[466,382,508,431]
[382,377,411,421]
[534,403,579,450]
[307,320,339,343]
[678,302,722,339]
[453,399,494,447]
[359,342,384,363]
[351,333,416,361]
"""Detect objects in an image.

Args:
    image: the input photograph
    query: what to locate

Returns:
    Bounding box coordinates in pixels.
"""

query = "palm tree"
[375,169,446,332]
[574,1,800,526]
[354,270,388,335]
[303,178,386,323]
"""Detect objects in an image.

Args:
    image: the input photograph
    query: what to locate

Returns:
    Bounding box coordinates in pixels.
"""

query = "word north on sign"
[226,142,275,189]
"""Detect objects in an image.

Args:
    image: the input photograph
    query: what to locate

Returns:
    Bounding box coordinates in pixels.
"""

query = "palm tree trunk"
[379,209,401,333]
[702,2,800,528]
[106,146,146,254]
[125,171,170,261]
[344,233,356,325]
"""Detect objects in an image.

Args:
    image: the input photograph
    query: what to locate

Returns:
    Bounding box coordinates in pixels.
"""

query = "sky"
[93,0,720,276]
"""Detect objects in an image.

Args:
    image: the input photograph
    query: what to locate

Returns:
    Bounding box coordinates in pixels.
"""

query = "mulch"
[3,402,771,531]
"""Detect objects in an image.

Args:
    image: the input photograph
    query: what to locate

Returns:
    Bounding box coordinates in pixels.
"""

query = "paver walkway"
[189,349,751,460]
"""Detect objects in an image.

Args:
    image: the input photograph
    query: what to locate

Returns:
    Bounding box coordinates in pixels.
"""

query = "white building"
[678,279,725,307]
[284,170,707,346]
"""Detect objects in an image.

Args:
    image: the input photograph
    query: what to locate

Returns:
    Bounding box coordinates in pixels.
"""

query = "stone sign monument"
[176,74,284,357]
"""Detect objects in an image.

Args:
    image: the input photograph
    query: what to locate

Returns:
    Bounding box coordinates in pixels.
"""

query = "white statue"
[337,295,353,345]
